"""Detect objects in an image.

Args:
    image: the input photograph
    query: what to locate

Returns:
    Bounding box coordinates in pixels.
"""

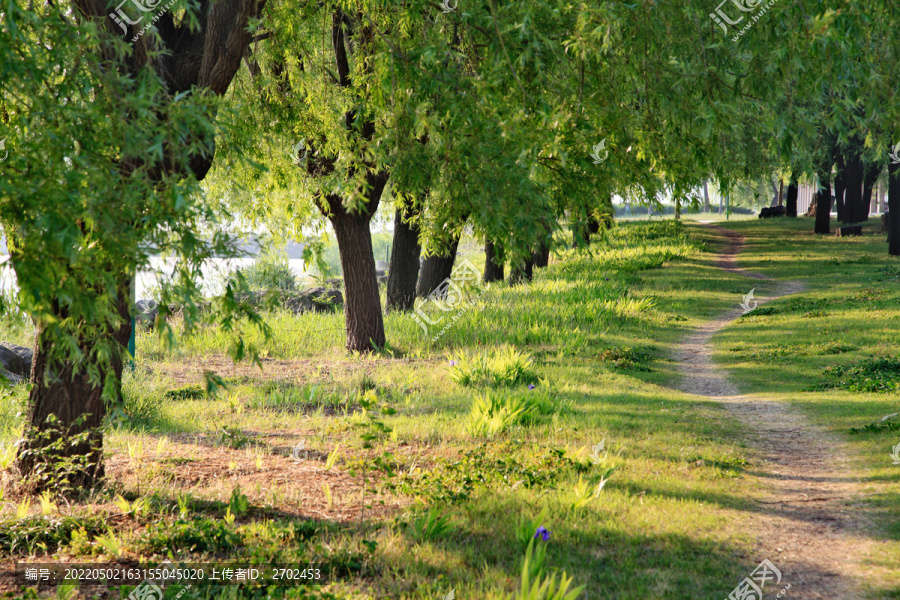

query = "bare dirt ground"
[675,225,880,600]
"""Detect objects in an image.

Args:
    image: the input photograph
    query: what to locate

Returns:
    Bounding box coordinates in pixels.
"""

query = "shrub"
[235,248,298,292]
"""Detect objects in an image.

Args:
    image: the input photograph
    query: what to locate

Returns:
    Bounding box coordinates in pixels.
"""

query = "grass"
[0,218,897,598]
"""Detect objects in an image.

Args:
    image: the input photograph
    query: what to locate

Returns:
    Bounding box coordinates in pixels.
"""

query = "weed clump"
[449,346,538,388]
[814,358,900,393]
[142,517,243,555]
[164,384,205,401]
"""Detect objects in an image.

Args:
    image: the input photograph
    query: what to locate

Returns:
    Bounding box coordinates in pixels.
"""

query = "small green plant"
[38,491,56,515]
[228,487,250,516]
[17,497,31,519]
[55,582,78,600]
[510,536,584,600]
[94,530,124,558]
[570,476,595,511]
[176,493,191,518]
[325,444,341,471]
[450,347,538,388]
[516,508,549,549]
[409,507,453,543]
[142,518,243,554]
[322,483,333,509]
[0,444,16,470]
[164,384,205,401]
[218,426,251,449]
[349,390,398,523]
[114,494,150,518]
[467,390,539,437]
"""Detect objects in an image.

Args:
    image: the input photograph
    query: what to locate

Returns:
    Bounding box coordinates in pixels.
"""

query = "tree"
[483,242,505,283]
[785,173,799,217]
[385,202,422,313]
[1,0,263,492]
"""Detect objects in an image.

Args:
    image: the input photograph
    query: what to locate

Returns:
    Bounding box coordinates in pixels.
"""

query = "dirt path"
[676,225,874,600]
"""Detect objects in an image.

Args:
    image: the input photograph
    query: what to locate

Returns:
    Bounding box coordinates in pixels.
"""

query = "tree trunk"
[532,242,550,268]
[861,162,881,223]
[572,215,601,248]
[770,180,779,207]
[508,259,533,286]
[416,235,461,297]
[844,153,864,224]
[385,205,421,313]
[834,153,847,223]
[888,161,900,256]
[777,179,784,206]
[702,180,711,212]
[327,173,388,352]
[483,241,505,283]
[814,171,833,235]
[16,278,131,495]
[785,174,799,217]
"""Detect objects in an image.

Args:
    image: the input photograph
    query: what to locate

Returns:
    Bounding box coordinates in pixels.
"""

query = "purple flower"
[528,384,535,390]
[449,360,457,366]
[605,278,609,281]
[534,526,550,541]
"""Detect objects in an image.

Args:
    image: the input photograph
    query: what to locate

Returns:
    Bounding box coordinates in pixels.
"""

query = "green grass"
[0,218,897,598]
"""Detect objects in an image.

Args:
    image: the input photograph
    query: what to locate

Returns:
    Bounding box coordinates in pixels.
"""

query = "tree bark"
[814,170,833,235]
[508,259,533,286]
[861,162,881,223]
[785,173,799,217]
[326,173,388,352]
[888,161,900,256]
[844,152,864,224]
[532,242,550,269]
[702,180,711,212]
[572,216,600,248]
[483,241,505,283]
[385,204,421,313]
[834,153,847,223]
[17,278,131,494]
[417,235,461,298]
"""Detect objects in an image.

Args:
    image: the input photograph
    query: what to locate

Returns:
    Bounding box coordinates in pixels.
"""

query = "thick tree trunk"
[416,235,461,298]
[508,259,533,286]
[16,279,131,494]
[861,162,881,223]
[483,241,505,283]
[785,174,799,217]
[844,153,864,224]
[814,171,833,235]
[888,162,900,256]
[385,205,421,313]
[327,174,388,352]
[834,154,847,223]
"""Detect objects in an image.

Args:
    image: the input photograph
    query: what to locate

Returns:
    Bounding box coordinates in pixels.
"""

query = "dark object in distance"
[835,225,862,237]
[759,206,786,219]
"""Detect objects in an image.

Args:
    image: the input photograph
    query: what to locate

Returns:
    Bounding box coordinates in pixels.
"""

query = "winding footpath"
[676,225,875,600]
